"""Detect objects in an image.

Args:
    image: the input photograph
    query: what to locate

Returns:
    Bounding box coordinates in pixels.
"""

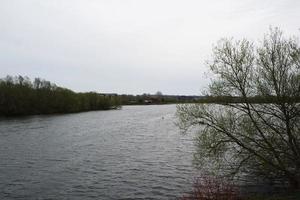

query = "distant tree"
[17,75,24,86]
[177,28,300,189]
[155,91,163,96]
[5,75,13,85]
[33,78,41,89]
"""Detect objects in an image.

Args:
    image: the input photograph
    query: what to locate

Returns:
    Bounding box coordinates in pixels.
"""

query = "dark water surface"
[0,105,197,200]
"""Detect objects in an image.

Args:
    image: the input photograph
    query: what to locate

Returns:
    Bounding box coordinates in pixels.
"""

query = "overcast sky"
[1,0,299,95]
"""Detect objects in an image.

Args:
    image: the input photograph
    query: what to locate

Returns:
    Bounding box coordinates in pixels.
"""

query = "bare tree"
[177,28,300,189]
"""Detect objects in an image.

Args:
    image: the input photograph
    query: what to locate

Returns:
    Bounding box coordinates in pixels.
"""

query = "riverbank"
[179,176,300,200]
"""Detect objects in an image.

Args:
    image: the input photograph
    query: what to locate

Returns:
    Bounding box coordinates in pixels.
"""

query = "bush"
[179,176,241,200]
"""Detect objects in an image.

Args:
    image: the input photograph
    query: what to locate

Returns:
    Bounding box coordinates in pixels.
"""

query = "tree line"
[0,75,121,116]
[120,93,200,105]
[196,95,300,104]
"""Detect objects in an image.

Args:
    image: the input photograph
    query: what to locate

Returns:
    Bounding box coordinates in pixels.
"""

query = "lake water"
[0,105,197,200]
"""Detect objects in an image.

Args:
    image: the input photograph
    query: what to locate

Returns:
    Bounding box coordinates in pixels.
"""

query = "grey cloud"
[1,0,299,95]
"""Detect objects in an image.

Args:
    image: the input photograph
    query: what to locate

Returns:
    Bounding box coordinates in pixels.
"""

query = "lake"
[0,105,197,200]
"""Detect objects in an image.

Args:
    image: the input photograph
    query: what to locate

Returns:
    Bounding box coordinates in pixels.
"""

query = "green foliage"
[177,28,300,190]
[0,75,121,116]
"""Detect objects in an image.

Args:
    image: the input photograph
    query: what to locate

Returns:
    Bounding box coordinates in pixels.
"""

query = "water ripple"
[0,105,197,200]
